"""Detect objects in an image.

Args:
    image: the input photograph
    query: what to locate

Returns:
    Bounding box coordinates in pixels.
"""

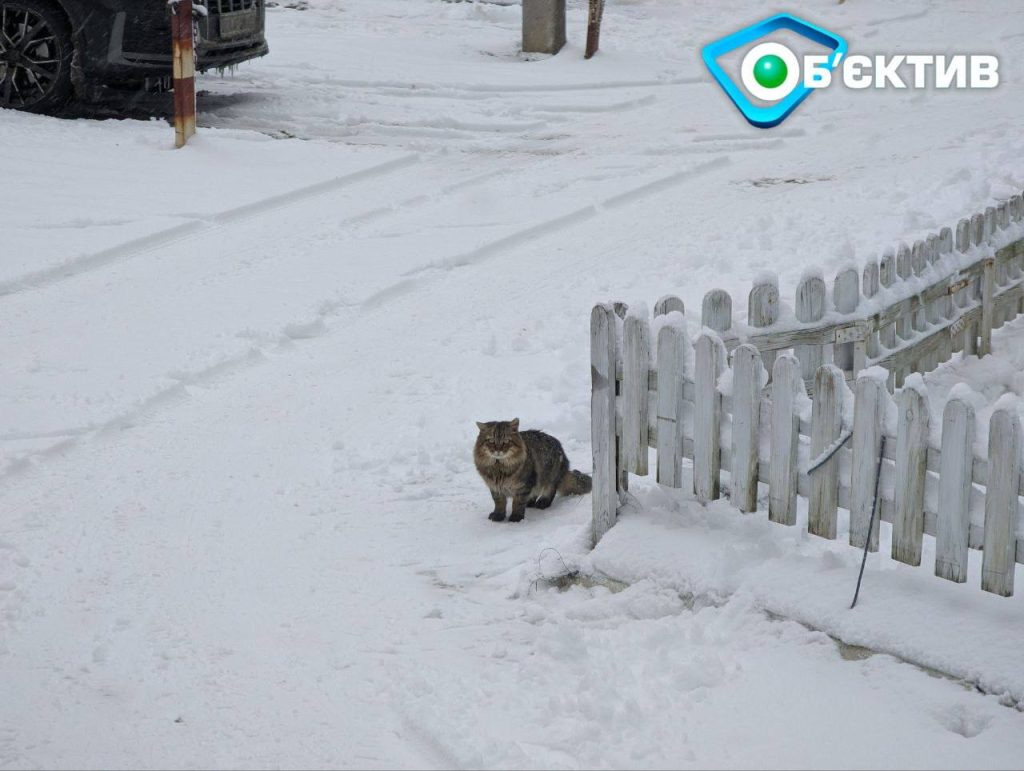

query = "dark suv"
[0,0,267,112]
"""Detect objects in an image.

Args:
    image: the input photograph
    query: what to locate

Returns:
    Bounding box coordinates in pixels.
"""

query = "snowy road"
[3,0,1024,767]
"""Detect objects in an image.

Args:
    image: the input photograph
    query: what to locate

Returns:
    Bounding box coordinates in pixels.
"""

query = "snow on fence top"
[590,191,1024,598]
[631,192,1024,395]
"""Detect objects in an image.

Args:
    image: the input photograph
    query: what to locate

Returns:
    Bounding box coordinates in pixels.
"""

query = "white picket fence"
[590,193,1024,597]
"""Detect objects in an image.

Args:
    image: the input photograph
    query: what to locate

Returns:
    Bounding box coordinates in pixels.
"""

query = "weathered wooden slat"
[863,259,881,359]
[769,354,802,526]
[878,250,897,388]
[693,332,726,503]
[654,295,685,318]
[702,289,733,334]
[833,267,860,373]
[622,313,652,477]
[892,385,930,566]
[939,226,953,254]
[955,218,971,253]
[656,323,688,488]
[985,206,997,243]
[870,306,981,373]
[935,396,975,583]
[808,365,844,540]
[748,278,779,376]
[911,240,929,340]
[731,344,764,513]
[971,213,986,247]
[591,304,619,545]
[931,235,955,364]
[957,221,981,354]
[980,257,995,356]
[850,375,889,551]
[1012,194,1024,223]
[981,406,1022,597]
[994,246,1010,329]
[894,243,913,386]
[795,274,827,383]
[997,201,1010,230]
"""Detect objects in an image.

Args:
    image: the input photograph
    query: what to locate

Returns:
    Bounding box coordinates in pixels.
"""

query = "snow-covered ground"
[2,0,1024,767]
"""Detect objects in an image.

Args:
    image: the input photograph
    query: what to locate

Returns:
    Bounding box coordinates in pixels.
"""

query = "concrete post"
[522,0,566,55]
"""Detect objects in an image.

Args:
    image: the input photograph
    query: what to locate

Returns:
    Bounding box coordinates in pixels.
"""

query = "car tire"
[0,0,74,113]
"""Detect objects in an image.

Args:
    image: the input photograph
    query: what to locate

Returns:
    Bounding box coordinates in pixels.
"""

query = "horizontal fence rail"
[590,193,1024,597]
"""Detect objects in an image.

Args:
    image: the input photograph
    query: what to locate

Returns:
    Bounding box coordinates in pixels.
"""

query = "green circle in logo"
[753,54,788,90]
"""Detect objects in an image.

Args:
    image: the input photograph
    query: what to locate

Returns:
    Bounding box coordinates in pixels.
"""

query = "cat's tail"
[558,469,592,496]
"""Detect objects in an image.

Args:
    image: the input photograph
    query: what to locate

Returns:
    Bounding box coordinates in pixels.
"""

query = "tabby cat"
[474,419,592,522]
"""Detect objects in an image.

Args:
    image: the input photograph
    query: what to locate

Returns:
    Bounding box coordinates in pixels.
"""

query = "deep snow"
[2,0,1024,768]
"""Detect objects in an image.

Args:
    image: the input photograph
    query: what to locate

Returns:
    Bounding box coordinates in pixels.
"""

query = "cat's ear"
[476,421,487,431]
[510,418,520,431]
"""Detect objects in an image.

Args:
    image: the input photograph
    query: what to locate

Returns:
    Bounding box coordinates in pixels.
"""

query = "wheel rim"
[0,5,62,108]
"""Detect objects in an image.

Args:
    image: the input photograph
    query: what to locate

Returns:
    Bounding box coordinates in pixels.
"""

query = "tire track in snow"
[864,7,931,27]
[0,156,729,486]
[523,94,658,117]
[232,74,704,99]
[368,155,732,306]
[0,349,265,485]
[0,154,420,301]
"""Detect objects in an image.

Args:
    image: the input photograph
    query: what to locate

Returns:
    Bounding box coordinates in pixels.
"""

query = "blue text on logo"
[703,14,848,129]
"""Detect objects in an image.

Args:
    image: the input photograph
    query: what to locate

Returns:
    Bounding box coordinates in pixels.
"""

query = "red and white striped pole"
[171,0,197,148]
[584,0,605,59]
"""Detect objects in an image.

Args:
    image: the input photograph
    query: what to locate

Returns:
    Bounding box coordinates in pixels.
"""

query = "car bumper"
[78,3,268,82]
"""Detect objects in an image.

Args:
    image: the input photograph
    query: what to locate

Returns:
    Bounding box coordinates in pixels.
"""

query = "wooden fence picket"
[656,322,688,488]
[913,241,932,371]
[769,354,802,525]
[702,289,733,334]
[980,256,995,356]
[955,218,971,253]
[850,374,889,551]
[895,243,913,386]
[590,304,618,545]
[795,275,827,383]
[808,365,845,540]
[971,213,985,248]
[935,396,975,583]
[879,249,897,386]
[833,267,860,373]
[892,385,930,566]
[748,278,780,375]
[622,312,651,477]
[933,232,955,363]
[654,295,685,318]
[731,345,764,513]
[862,259,881,359]
[981,406,1022,597]
[693,332,726,503]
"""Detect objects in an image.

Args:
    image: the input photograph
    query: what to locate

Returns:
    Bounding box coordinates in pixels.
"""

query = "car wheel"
[0,0,73,113]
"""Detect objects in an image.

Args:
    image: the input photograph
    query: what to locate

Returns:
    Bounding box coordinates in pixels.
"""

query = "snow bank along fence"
[590,193,1024,597]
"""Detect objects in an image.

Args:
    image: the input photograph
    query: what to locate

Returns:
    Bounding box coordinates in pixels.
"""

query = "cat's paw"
[508,512,525,523]
[534,497,553,510]
[488,511,507,522]
[526,498,538,508]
